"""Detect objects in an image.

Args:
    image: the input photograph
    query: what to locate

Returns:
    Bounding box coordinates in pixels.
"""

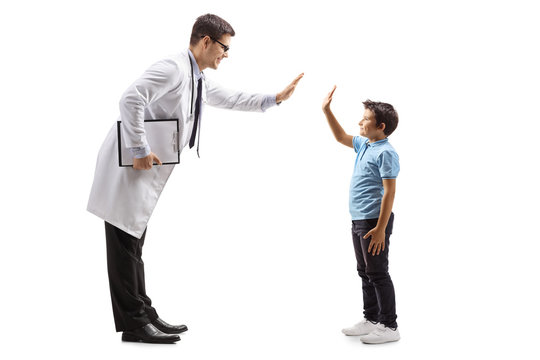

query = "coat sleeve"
[119,59,183,148]
[204,77,268,112]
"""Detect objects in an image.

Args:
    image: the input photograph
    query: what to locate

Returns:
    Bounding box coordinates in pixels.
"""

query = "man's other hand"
[133,152,162,170]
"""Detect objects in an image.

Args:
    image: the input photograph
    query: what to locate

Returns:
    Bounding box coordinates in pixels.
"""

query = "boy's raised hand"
[322,85,337,111]
[321,85,353,148]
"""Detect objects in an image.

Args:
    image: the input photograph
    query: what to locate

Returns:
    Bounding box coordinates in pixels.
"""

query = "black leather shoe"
[122,323,180,344]
[151,317,188,334]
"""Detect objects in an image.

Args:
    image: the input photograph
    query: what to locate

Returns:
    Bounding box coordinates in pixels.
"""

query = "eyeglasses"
[201,35,229,52]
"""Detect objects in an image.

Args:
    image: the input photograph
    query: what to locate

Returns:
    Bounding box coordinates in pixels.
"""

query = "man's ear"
[378,122,386,132]
[201,36,211,49]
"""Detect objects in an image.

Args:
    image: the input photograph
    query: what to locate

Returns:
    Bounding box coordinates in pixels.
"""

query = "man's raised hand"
[276,73,304,104]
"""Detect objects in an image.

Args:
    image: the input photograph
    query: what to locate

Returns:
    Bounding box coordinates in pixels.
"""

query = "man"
[87,14,303,344]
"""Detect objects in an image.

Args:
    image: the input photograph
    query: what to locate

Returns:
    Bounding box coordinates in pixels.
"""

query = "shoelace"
[374,325,397,334]
[359,319,377,325]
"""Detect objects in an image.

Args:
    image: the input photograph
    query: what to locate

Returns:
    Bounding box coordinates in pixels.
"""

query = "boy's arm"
[322,86,354,148]
[364,179,396,256]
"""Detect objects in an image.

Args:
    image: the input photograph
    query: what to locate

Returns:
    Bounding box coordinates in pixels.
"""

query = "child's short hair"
[363,100,399,136]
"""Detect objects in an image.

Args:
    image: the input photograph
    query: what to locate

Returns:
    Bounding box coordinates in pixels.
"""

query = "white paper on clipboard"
[117,119,180,167]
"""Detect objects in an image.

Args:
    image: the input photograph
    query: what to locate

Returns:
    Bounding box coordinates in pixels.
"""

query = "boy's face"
[359,109,385,139]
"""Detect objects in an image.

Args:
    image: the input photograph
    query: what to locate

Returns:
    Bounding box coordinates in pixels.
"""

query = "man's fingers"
[151,153,162,165]
[278,73,303,102]
[133,159,147,170]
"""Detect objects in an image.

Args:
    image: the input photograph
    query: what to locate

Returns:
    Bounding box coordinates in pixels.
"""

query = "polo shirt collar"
[366,138,388,147]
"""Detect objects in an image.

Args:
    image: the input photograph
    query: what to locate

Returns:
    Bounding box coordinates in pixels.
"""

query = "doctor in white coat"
[87,14,303,344]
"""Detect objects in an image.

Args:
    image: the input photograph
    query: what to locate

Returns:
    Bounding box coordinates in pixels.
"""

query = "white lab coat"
[87,49,268,238]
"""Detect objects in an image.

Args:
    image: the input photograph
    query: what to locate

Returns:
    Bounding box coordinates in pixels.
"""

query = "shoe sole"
[122,334,180,344]
[342,331,372,336]
[360,337,400,345]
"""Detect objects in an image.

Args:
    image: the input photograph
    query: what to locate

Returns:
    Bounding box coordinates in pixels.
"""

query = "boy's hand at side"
[365,179,396,255]
[364,227,386,256]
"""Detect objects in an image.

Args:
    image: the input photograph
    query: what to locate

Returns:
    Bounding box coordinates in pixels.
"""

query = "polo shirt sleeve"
[377,150,400,179]
[353,136,367,153]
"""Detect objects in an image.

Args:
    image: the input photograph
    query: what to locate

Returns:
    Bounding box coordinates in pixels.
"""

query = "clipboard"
[117,119,180,167]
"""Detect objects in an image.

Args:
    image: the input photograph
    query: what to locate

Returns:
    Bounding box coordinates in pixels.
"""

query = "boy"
[321,86,400,344]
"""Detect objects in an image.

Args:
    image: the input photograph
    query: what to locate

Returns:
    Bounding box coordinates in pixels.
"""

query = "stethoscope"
[188,55,196,116]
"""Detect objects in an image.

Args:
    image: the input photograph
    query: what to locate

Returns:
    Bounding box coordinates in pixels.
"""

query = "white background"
[1,0,539,359]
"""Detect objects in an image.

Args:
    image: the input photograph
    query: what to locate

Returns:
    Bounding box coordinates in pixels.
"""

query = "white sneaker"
[341,319,379,336]
[360,324,400,344]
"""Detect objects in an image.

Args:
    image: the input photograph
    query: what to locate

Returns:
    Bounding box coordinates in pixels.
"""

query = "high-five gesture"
[322,85,337,111]
[276,73,304,104]
[321,85,353,148]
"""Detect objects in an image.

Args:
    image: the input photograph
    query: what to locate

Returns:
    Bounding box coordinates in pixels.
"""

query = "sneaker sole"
[342,330,372,336]
[360,337,400,344]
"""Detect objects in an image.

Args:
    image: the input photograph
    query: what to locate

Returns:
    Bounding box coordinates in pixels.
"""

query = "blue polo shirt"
[349,136,400,220]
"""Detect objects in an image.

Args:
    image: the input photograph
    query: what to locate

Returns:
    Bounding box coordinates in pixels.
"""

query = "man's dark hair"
[363,100,399,136]
[190,14,235,46]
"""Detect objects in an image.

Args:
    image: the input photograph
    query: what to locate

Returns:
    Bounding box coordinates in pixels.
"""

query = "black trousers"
[351,213,397,328]
[105,222,159,332]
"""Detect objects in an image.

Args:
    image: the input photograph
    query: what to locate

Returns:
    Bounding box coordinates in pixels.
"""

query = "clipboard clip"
[172,131,179,152]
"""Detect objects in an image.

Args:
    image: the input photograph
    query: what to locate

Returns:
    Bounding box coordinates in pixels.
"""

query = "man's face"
[204,34,230,70]
[358,109,383,138]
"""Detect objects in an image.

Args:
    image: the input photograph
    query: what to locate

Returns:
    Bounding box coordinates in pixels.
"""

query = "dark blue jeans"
[351,213,397,328]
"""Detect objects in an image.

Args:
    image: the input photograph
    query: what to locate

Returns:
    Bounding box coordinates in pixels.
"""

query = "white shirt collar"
[187,49,203,81]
